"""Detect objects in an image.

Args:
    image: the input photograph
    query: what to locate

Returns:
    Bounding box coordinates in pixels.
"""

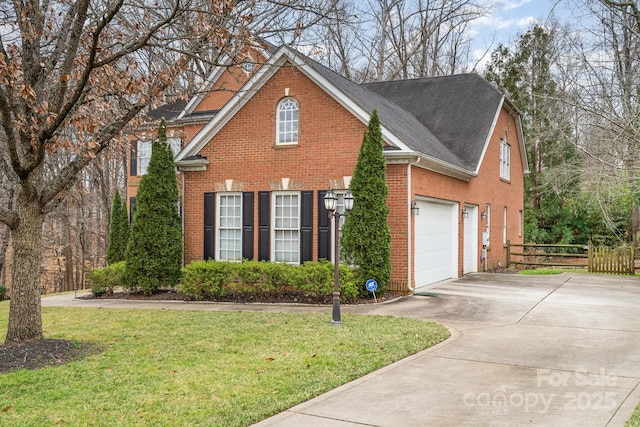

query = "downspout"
[180,170,185,268]
[407,156,421,293]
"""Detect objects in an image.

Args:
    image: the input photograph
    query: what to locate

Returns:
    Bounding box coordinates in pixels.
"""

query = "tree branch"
[0,206,19,230]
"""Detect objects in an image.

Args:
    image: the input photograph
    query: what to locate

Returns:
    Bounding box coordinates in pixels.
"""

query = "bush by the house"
[123,120,182,295]
[87,262,126,297]
[179,260,359,302]
[106,190,130,265]
[0,284,7,301]
[179,260,232,300]
[341,110,392,296]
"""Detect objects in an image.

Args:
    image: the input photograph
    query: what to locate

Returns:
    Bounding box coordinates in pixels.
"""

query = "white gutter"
[407,156,421,293]
[181,171,185,268]
[384,150,476,181]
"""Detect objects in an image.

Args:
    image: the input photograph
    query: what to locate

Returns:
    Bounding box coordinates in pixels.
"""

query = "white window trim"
[276,97,299,146]
[503,207,508,245]
[216,193,243,262]
[271,191,301,263]
[137,140,152,175]
[518,210,523,237]
[500,138,511,181]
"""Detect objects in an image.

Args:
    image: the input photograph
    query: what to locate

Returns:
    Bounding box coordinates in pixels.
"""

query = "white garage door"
[414,200,458,286]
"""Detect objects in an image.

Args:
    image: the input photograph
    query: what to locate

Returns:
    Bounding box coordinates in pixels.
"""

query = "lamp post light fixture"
[411,200,420,216]
[323,189,354,326]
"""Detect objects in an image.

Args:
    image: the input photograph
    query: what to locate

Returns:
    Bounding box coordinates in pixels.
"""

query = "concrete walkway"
[42,273,640,426]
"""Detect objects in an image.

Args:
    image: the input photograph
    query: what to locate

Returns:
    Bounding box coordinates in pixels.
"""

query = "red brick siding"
[182,64,366,264]
[410,107,525,281]
[130,60,525,294]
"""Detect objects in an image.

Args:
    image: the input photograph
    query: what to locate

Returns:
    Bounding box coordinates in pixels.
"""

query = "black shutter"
[204,192,215,260]
[258,191,270,261]
[242,192,254,260]
[300,191,313,263]
[317,190,331,261]
[129,197,136,223]
[130,140,137,176]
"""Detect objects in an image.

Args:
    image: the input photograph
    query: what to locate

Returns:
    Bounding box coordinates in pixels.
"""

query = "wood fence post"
[506,240,511,268]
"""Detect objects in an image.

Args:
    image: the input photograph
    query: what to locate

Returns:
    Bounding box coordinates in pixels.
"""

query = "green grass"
[0,302,449,426]
[518,268,588,275]
[628,405,640,427]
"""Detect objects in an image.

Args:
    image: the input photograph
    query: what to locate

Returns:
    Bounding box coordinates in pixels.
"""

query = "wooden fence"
[506,241,635,275]
[588,245,635,275]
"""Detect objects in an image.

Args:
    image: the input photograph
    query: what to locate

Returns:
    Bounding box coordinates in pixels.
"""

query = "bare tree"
[354,0,487,81]
[0,0,342,343]
[564,0,640,245]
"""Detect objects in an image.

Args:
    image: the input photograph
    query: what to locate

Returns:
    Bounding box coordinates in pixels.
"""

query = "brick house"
[132,45,527,293]
[127,46,272,217]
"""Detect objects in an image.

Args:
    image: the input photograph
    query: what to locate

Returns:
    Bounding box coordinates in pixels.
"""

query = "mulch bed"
[0,339,98,374]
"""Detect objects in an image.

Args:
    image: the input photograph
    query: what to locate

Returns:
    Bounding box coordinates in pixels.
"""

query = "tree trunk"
[5,199,45,343]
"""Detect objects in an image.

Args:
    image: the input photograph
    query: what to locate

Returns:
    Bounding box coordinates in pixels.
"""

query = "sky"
[471,0,565,68]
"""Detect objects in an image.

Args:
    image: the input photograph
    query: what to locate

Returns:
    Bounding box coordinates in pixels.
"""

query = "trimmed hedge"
[87,260,361,303]
[87,261,126,297]
[179,260,360,303]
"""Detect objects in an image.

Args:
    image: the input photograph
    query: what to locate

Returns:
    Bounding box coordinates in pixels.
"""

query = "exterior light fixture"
[481,210,487,220]
[462,208,469,219]
[323,189,354,326]
[411,200,420,216]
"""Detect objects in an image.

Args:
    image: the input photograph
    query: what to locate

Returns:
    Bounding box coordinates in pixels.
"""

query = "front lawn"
[628,405,640,427]
[0,303,449,426]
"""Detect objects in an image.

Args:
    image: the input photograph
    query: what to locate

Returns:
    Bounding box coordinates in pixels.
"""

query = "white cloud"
[516,16,539,27]
[502,0,534,12]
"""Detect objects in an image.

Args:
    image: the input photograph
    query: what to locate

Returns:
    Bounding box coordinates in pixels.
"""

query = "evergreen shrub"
[179,260,231,300]
[88,261,126,297]
[123,120,182,295]
[179,260,359,302]
[341,110,392,296]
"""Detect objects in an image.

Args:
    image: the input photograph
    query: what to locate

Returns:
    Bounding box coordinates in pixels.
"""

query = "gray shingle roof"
[146,100,187,121]
[362,74,504,170]
[303,57,468,170]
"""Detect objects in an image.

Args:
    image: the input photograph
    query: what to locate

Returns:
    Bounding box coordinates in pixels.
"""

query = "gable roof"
[363,74,504,171]
[176,45,526,179]
[178,41,277,120]
[301,56,467,171]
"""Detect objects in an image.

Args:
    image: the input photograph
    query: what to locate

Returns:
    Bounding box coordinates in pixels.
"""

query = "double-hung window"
[168,137,182,158]
[137,140,152,175]
[500,138,511,180]
[217,194,242,261]
[277,98,298,145]
[273,192,300,263]
[503,207,508,244]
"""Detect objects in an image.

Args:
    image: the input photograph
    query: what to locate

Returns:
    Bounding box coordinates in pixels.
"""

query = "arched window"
[277,98,298,145]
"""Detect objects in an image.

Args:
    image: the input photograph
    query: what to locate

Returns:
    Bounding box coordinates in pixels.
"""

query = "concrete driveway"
[253,273,640,427]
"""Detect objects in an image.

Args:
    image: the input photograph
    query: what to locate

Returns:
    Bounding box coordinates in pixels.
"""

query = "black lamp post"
[323,189,354,326]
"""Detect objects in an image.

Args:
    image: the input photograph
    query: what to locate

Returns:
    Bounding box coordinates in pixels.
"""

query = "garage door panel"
[415,201,457,286]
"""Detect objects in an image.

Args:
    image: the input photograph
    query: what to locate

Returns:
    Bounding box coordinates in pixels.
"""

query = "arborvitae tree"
[341,110,391,296]
[106,191,130,265]
[123,119,182,295]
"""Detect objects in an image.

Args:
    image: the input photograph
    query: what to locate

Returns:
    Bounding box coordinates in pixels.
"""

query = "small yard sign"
[365,279,378,303]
